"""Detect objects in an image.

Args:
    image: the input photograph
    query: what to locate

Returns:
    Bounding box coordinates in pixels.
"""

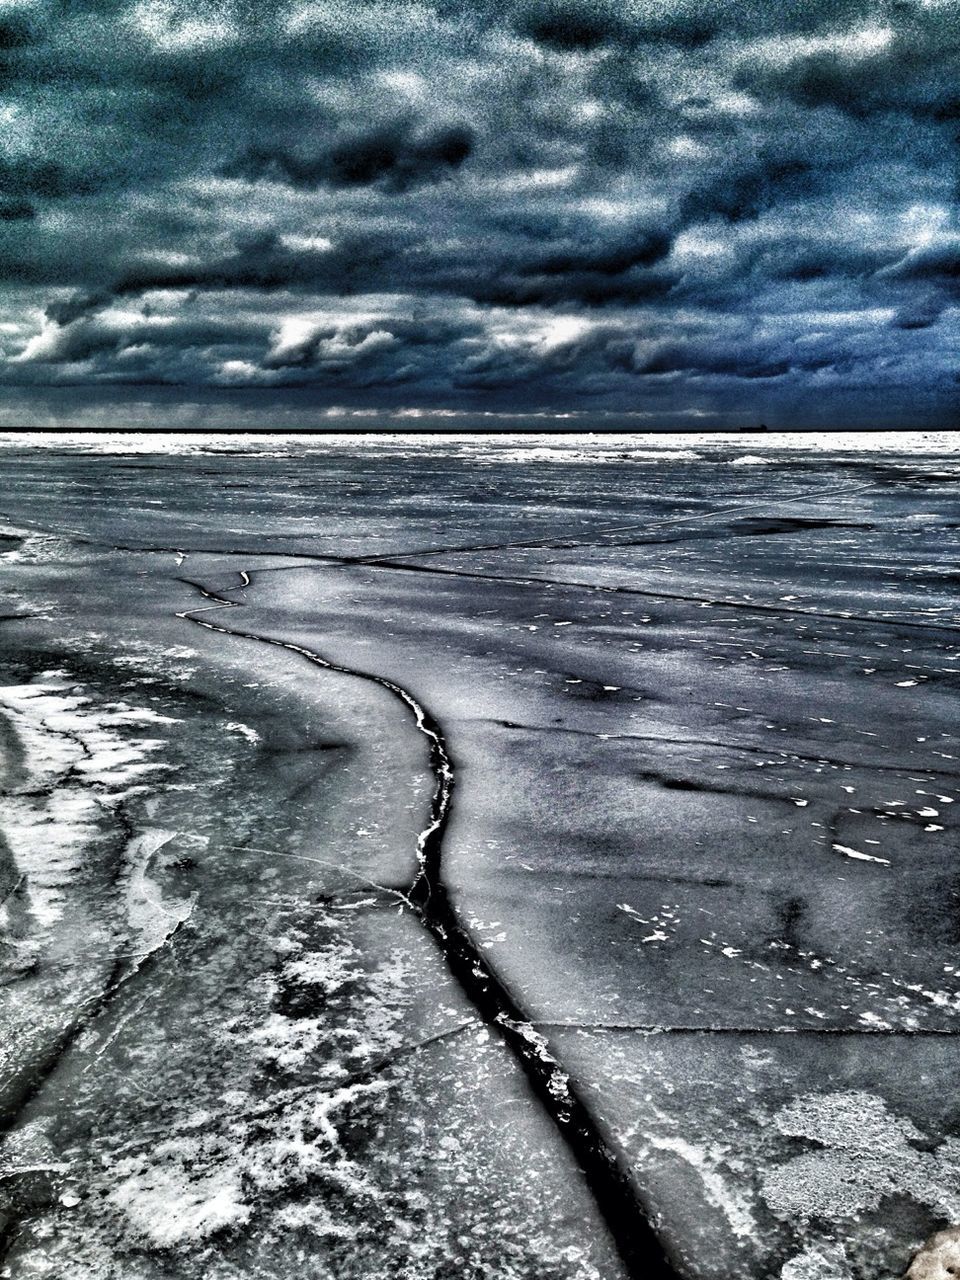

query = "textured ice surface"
[0,436,958,1279]
[0,515,624,1278]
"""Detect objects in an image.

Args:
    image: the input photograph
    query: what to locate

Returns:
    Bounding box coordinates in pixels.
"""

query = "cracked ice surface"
[0,433,959,1279]
[0,495,624,1278]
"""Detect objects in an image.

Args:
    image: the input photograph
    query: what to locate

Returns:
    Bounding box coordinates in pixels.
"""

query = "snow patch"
[0,677,181,931]
[225,720,260,744]
[762,1091,960,1223]
[649,1133,758,1240]
[109,1151,251,1247]
[832,843,890,865]
[781,1243,851,1280]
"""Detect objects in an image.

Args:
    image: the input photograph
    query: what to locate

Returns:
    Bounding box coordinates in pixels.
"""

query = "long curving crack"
[176,571,680,1280]
[199,552,960,637]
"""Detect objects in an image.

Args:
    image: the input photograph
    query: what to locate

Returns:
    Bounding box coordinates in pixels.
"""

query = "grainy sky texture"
[0,0,958,428]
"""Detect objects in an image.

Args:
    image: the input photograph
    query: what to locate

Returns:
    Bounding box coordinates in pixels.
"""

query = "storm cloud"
[0,0,956,427]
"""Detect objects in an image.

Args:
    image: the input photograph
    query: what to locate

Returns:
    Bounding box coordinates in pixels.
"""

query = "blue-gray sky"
[0,0,957,429]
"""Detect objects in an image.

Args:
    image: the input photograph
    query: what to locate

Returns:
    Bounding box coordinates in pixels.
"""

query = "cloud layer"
[0,0,957,427]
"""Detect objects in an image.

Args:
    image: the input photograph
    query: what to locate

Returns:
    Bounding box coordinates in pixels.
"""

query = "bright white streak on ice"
[832,843,891,865]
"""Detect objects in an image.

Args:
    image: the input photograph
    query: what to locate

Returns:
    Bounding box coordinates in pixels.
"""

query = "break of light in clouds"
[0,0,957,429]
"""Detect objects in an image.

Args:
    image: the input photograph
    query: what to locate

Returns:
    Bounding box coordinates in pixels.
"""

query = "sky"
[0,0,957,430]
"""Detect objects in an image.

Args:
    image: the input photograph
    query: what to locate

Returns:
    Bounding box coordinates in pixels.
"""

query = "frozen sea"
[0,431,958,1280]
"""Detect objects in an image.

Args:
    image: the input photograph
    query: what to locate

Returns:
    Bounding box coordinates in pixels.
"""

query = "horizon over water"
[0,429,958,460]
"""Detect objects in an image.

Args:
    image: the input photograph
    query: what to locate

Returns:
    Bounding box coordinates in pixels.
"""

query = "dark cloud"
[679,157,817,224]
[733,8,960,119]
[512,1,617,51]
[0,0,955,426]
[882,242,960,286]
[0,199,35,221]
[225,120,473,192]
[633,342,794,380]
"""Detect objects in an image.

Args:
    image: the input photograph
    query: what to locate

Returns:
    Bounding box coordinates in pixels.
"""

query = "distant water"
[0,429,957,462]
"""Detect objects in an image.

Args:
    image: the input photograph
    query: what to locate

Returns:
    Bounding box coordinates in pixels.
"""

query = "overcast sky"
[0,0,957,429]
